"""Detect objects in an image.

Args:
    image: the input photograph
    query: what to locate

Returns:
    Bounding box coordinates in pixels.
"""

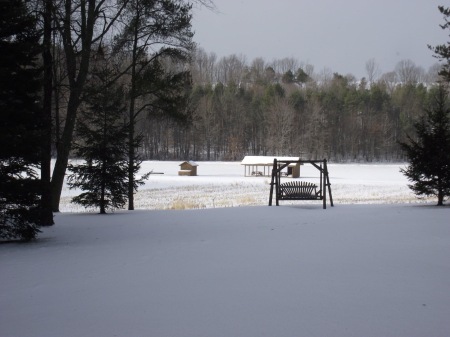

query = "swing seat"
[278,181,321,200]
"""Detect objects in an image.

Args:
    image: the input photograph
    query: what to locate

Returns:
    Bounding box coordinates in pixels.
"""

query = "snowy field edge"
[59,161,441,212]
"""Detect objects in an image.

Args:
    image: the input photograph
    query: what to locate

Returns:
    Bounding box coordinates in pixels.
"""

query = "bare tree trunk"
[127,13,139,211]
[40,0,54,224]
[51,0,93,211]
[51,92,82,211]
[51,0,126,211]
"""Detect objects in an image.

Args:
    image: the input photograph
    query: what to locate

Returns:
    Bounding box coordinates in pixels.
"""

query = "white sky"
[192,0,448,79]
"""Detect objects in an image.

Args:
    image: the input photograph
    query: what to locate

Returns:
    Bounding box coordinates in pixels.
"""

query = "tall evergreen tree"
[67,63,147,214]
[400,85,450,205]
[0,0,43,240]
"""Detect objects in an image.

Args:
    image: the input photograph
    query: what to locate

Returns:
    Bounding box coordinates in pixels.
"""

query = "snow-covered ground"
[60,161,430,211]
[1,162,450,337]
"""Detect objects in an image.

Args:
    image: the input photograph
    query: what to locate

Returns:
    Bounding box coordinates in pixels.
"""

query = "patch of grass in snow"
[214,199,233,208]
[237,195,258,205]
[169,197,206,210]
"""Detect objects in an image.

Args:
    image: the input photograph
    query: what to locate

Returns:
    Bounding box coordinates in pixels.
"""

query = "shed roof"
[179,161,199,167]
[241,156,301,166]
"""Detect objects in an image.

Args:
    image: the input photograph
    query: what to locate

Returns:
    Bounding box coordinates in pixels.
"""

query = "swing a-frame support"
[269,159,334,209]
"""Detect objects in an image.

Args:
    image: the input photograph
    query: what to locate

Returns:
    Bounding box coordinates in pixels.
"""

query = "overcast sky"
[192,0,447,79]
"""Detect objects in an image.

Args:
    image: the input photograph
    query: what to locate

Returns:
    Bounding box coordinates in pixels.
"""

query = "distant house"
[178,161,198,176]
[241,156,301,177]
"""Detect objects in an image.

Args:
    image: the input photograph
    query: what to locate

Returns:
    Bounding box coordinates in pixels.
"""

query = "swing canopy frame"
[268,159,334,209]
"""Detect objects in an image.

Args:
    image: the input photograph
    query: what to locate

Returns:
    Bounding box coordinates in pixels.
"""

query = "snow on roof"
[179,161,199,167]
[241,156,301,165]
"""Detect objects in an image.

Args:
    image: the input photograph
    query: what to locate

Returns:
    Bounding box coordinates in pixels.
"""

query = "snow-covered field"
[1,162,450,337]
[60,161,430,211]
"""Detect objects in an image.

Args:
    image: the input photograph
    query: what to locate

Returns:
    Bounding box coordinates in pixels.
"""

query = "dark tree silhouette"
[400,85,450,205]
[67,66,146,214]
[0,0,43,240]
[429,6,450,82]
[113,0,193,210]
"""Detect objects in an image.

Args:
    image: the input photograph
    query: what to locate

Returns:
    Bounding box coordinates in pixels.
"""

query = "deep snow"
[1,162,450,337]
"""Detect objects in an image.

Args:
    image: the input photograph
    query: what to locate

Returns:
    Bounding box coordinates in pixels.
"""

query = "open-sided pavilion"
[241,156,301,177]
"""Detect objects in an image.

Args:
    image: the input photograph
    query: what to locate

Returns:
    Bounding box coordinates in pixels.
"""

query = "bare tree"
[266,98,294,155]
[40,0,53,224]
[395,59,424,84]
[248,57,266,83]
[50,0,129,211]
[302,63,315,78]
[191,47,217,84]
[272,57,298,75]
[425,63,443,84]
[216,54,247,84]
[317,67,333,86]
[193,93,218,160]
[379,71,398,94]
[365,58,381,83]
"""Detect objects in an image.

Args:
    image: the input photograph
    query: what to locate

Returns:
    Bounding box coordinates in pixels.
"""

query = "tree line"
[142,51,440,162]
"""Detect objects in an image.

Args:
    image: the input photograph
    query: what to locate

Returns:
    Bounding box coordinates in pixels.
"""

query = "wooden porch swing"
[268,159,334,209]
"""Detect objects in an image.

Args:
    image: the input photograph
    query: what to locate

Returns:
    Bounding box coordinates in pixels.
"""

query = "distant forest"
[138,49,442,162]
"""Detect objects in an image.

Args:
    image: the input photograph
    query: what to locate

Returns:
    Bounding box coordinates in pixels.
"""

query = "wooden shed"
[178,161,198,176]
